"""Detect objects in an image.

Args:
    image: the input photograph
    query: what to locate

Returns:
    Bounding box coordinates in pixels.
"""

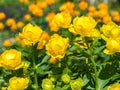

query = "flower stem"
[91,56,98,90]
[31,44,39,90]
[32,57,39,90]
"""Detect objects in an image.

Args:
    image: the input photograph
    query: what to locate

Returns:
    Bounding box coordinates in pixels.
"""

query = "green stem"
[32,57,39,90]
[91,56,98,90]
[31,45,39,90]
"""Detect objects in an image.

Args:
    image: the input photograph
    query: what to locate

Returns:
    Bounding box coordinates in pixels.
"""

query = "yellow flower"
[0,49,23,70]
[103,15,112,24]
[23,61,30,69]
[37,31,50,50]
[10,24,17,31]
[45,12,56,23]
[100,22,120,40]
[23,14,31,20]
[104,37,120,54]
[0,22,5,30]
[59,2,74,15]
[108,83,120,90]
[98,2,108,10]
[19,0,28,3]
[37,1,47,9]
[45,0,55,5]
[53,11,71,28]
[46,34,69,59]
[69,16,98,37]
[0,12,6,20]
[3,39,13,47]
[6,18,15,26]
[49,20,59,32]
[8,76,29,90]
[1,87,7,90]
[79,1,88,10]
[19,23,43,45]
[88,6,96,12]
[17,21,24,28]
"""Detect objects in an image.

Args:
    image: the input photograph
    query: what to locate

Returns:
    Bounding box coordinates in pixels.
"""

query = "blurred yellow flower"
[37,1,47,9]
[59,2,74,15]
[19,23,43,45]
[17,21,24,28]
[112,11,120,22]
[19,0,28,3]
[49,19,59,32]
[79,1,88,10]
[0,22,5,30]
[103,15,112,24]
[6,18,15,26]
[53,11,71,28]
[10,24,17,31]
[98,2,108,10]
[45,12,56,23]
[88,6,96,12]
[108,83,120,90]
[23,14,31,20]
[3,39,13,47]
[46,34,69,59]
[28,3,36,12]
[29,4,43,17]
[8,76,29,90]
[0,49,23,70]
[45,0,55,5]
[1,87,7,90]
[0,12,6,20]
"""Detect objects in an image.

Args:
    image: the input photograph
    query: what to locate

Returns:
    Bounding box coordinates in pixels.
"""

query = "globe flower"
[0,22,5,30]
[61,74,71,84]
[104,37,120,54]
[1,87,7,90]
[45,12,56,23]
[23,14,31,20]
[49,20,59,32]
[37,1,47,9]
[17,21,24,28]
[100,22,120,40]
[98,2,108,10]
[19,23,43,45]
[103,15,112,24]
[42,78,54,90]
[0,49,23,70]
[69,16,99,37]
[3,39,13,47]
[10,24,17,31]
[19,0,28,3]
[70,78,83,90]
[88,6,96,12]
[108,83,120,90]
[6,18,15,26]
[37,31,50,50]
[112,11,120,22]
[45,34,69,59]
[79,1,88,10]
[53,11,72,28]
[0,12,6,20]
[59,2,74,15]
[45,0,55,5]
[8,76,29,90]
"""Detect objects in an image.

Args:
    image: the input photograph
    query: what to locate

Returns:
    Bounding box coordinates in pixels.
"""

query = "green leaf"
[98,79,110,90]
[99,63,118,79]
